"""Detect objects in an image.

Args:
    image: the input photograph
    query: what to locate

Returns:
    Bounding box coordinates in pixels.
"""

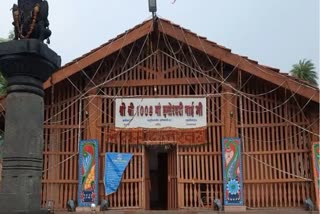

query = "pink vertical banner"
[312,142,320,210]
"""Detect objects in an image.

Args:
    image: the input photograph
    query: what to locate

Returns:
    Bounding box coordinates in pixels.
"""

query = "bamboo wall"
[238,77,316,208]
[42,76,84,209]
[99,89,145,208]
[94,45,224,209]
[41,35,318,210]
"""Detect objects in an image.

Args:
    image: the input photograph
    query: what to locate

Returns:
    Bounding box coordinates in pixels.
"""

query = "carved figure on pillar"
[12,0,51,43]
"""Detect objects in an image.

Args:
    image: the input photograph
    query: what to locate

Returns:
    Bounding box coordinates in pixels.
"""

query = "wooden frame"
[37,20,319,210]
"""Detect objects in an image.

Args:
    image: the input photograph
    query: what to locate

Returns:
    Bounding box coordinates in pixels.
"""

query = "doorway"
[146,145,178,210]
[148,146,168,210]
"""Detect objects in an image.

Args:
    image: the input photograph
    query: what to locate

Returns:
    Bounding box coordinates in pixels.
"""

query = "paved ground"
[55,208,318,214]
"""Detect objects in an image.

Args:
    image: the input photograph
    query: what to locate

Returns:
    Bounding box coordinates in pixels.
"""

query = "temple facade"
[1,17,319,211]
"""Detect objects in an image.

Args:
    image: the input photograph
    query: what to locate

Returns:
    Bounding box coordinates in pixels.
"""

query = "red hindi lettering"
[119,102,126,116]
[128,102,134,116]
[163,102,174,118]
[185,102,194,117]
[155,103,161,116]
[196,102,203,116]
[173,102,183,116]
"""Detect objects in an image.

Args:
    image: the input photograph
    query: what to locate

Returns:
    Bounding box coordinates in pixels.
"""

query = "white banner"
[115,98,206,129]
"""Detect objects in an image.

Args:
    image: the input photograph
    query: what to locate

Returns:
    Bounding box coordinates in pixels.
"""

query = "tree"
[8,30,15,40]
[0,73,7,96]
[290,59,318,86]
[0,37,8,96]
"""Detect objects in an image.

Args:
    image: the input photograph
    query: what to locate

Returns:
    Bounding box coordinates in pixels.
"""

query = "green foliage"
[0,73,7,96]
[0,38,7,96]
[290,59,318,86]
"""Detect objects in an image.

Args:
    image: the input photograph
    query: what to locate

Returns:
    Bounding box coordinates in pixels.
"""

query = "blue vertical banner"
[222,138,244,206]
[104,152,133,195]
[78,140,99,207]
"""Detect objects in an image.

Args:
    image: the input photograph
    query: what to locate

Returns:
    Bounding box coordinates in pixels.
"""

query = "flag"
[104,152,133,195]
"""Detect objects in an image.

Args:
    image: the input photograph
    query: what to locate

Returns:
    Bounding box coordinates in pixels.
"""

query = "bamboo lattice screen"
[41,36,318,210]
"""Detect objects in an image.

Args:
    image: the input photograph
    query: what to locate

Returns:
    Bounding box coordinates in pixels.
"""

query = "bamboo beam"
[236,122,309,128]
[103,77,217,87]
[43,20,153,89]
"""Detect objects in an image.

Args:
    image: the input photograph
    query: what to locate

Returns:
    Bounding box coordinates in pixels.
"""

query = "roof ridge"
[39,16,318,102]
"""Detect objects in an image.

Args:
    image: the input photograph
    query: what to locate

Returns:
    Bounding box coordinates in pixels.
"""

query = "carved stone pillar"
[0,39,60,213]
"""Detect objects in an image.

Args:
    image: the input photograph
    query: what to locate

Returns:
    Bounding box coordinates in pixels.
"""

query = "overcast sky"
[0,0,319,74]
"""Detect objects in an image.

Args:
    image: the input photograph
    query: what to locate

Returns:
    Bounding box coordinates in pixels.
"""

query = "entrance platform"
[55,208,318,214]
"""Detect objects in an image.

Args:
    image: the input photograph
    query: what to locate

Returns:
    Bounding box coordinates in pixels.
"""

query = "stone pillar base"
[224,205,247,212]
[76,206,100,212]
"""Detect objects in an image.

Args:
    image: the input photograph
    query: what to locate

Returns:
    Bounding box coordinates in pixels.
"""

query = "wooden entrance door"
[167,146,178,209]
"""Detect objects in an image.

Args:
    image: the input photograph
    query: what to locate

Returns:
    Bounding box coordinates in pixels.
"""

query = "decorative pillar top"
[12,0,51,43]
[0,39,61,82]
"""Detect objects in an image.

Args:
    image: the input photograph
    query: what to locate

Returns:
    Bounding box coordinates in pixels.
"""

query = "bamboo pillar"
[221,83,246,212]
[221,84,237,138]
[84,89,102,202]
[311,142,320,211]
[85,90,102,141]
[310,112,320,143]
[310,112,320,210]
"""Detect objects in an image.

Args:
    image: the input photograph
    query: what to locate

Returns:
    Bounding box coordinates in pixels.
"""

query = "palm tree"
[290,59,318,86]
